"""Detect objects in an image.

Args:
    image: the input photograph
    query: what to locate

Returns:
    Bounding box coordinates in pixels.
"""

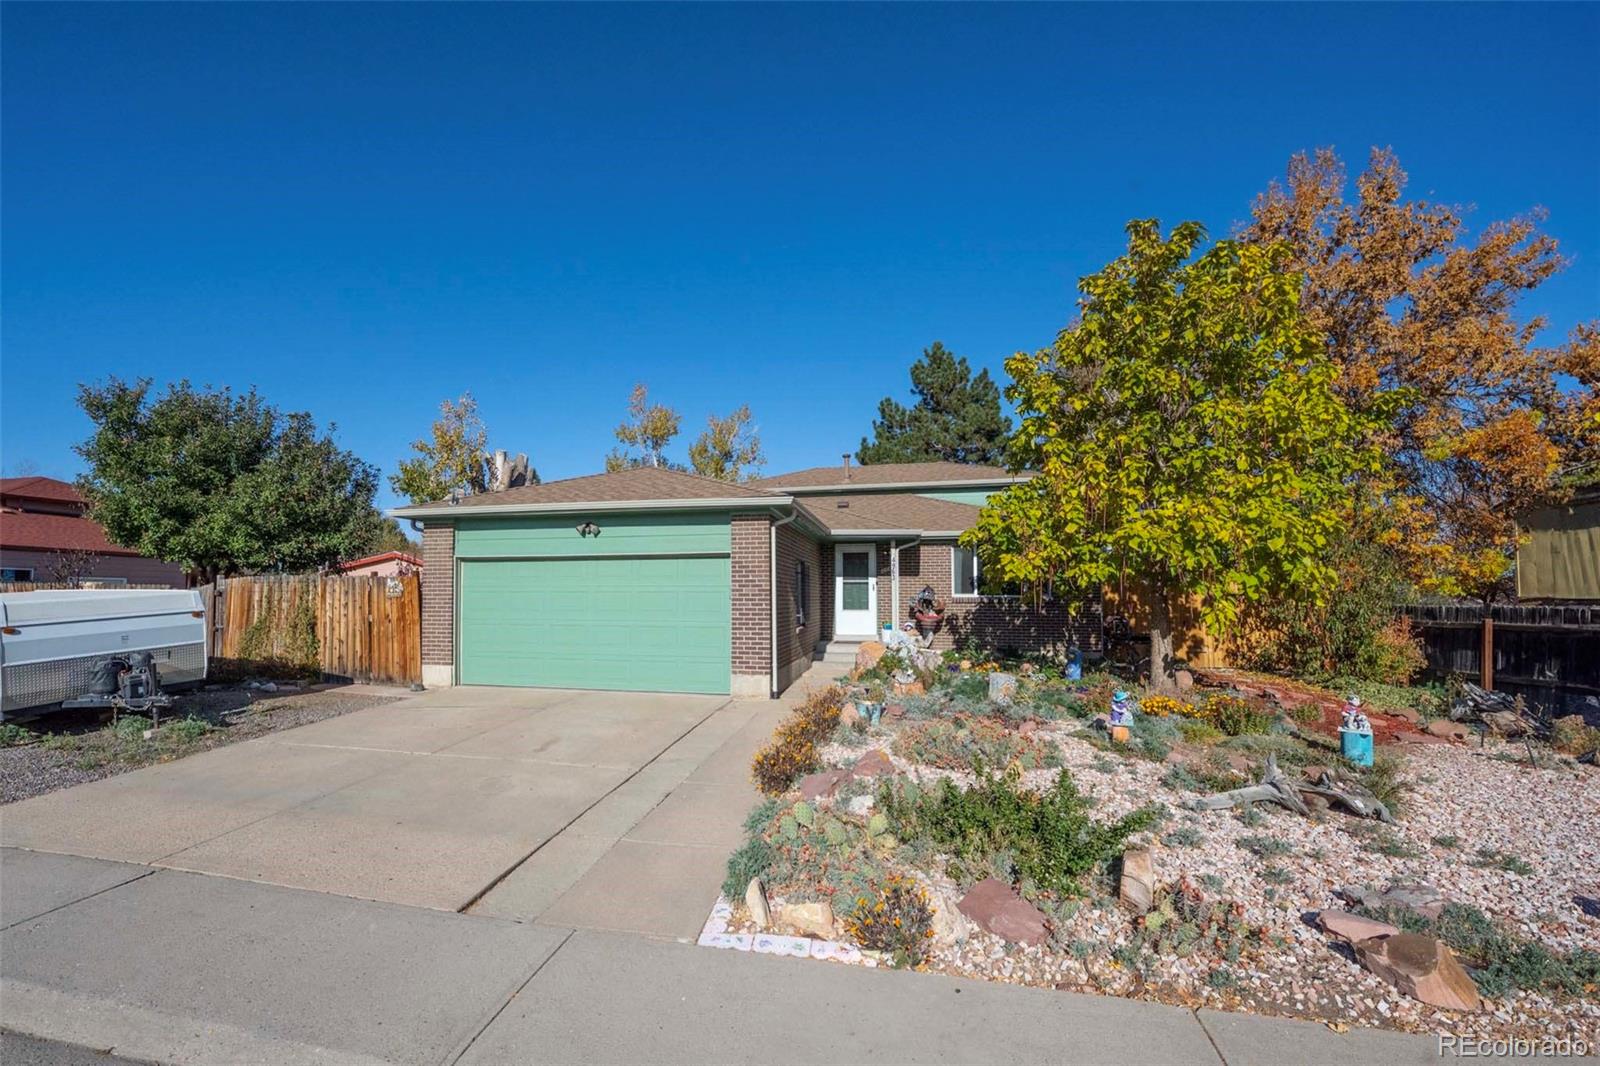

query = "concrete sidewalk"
[0,847,1445,1066]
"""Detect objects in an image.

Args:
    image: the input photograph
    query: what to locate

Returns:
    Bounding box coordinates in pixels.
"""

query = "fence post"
[1481,615,1494,691]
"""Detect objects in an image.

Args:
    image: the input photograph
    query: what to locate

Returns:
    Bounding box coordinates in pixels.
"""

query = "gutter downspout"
[770,508,798,698]
[889,538,922,635]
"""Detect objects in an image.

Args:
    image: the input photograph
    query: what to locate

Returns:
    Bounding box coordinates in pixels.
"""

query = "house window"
[1,568,34,582]
[793,560,810,626]
[952,547,1023,598]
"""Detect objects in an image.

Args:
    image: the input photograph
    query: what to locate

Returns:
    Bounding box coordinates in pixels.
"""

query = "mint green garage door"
[457,555,732,694]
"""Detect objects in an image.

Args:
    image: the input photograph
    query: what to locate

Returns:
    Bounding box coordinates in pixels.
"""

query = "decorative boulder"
[777,900,836,939]
[1481,710,1530,737]
[797,770,845,802]
[956,878,1049,946]
[892,679,926,697]
[839,703,863,730]
[1338,882,1445,921]
[854,642,886,671]
[848,749,895,781]
[882,702,907,722]
[1424,719,1471,742]
[987,672,1019,705]
[1354,932,1482,1013]
[1118,848,1155,916]
[1174,669,1195,692]
[1390,705,1422,726]
[1316,909,1401,944]
[745,878,771,930]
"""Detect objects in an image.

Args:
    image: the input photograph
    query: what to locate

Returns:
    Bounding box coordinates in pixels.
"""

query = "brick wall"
[851,540,1102,656]
[730,513,770,679]
[421,523,455,666]
[775,522,824,679]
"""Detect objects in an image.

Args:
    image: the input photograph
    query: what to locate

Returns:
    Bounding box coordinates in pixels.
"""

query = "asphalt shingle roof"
[752,461,1021,489]
[411,466,784,509]
[795,493,983,535]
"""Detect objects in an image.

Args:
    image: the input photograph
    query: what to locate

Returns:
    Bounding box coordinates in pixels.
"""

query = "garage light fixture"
[575,521,601,538]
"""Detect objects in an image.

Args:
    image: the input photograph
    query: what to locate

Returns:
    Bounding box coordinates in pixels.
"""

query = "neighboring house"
[394,461,1101,698]
[329,550,423,577]
[1517,484,1600,601]
[0,477,186,587]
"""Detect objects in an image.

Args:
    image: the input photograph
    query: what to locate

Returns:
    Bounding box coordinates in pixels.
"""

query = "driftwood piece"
[1188,755,1309,817]
[1188,755,1396,824]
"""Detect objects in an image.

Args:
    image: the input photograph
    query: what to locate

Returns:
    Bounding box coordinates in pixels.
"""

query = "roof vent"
[836,500,849,508]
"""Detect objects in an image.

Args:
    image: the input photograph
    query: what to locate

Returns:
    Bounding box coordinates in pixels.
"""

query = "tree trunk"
[1148,590,1178,695]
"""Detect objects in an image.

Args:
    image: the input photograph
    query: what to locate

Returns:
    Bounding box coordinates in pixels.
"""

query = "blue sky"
[4,3,1596,511]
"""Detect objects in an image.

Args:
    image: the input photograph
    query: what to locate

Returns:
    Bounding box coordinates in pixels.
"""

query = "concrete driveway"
[1,686,781,926]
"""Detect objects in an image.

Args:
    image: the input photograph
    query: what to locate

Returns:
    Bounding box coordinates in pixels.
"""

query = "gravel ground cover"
[718,663,1600,1043]
[0,684,403,804]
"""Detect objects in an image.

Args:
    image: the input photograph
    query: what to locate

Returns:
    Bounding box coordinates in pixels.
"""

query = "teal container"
[1340,728,1374,767]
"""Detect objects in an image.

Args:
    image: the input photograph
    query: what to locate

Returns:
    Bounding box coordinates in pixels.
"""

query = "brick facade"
[860,540,1102,656]
[729,513,771,686]
[420,523,455,676]
[775,521,824,688]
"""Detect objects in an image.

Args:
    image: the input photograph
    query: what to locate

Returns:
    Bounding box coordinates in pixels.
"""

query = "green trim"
[455,512,732,560]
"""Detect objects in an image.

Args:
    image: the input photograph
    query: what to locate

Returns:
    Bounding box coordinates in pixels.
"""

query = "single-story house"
[329,550,423,577]
[393,461,1101,698]
[0,477,185,588]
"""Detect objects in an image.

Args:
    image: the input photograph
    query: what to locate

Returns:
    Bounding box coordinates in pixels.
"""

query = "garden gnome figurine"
[1339,693,1374,767]
[1109,689,1134,744]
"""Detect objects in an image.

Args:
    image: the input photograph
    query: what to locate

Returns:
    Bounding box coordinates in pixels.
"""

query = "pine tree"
[857,343,1011,465]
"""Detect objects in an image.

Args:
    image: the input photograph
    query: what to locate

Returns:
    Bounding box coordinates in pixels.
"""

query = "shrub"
[750,687,846,795]
[1472,848,1535,875]
[1328,676,1444,718]
[722,836,775,900]
[879,766,1158,896]
[161,717,213,743]
[1139,695,1191,718]
[1202,695,1274,737]
[1176,719,1224,745]
[1354,900,1600,1000]
[1161,823,1204,848]
[1229,532,1422,684]
[1236,835,1294,859]
[0,723,33,747]
[112,715,153,739]
[892,716,1059,771]
[1551,716,1600,757]
[1350,752,1411,819]
[843,874,935,968]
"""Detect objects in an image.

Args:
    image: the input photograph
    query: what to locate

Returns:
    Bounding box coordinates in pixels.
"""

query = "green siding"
[457,556,731,693]
[920,489,994,507]
[454,511,731,559]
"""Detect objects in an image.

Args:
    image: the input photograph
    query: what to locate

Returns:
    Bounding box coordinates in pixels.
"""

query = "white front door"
[834,544,878,637]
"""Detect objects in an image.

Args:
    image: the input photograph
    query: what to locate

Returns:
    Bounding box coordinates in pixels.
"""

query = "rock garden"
[709,643,1600,1043]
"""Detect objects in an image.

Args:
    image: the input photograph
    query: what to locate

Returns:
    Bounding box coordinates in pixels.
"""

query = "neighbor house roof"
[392,466,787,518]
[0,477,84,505]
[795,493,983,536]
[330,550,423,572]
[0,510,140,556]
[753,461,1027,491]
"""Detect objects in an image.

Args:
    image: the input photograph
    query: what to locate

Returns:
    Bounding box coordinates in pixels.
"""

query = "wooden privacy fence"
[1402,603,1600,720]
[210,573,421,686]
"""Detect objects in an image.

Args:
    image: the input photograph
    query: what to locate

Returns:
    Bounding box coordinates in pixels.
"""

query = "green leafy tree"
[688,405,765,482]
[966,221,1386,693]
[75,379,384,582]
[857,342,1012,465]
[606,383,683,471]
[391,394,492,504]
